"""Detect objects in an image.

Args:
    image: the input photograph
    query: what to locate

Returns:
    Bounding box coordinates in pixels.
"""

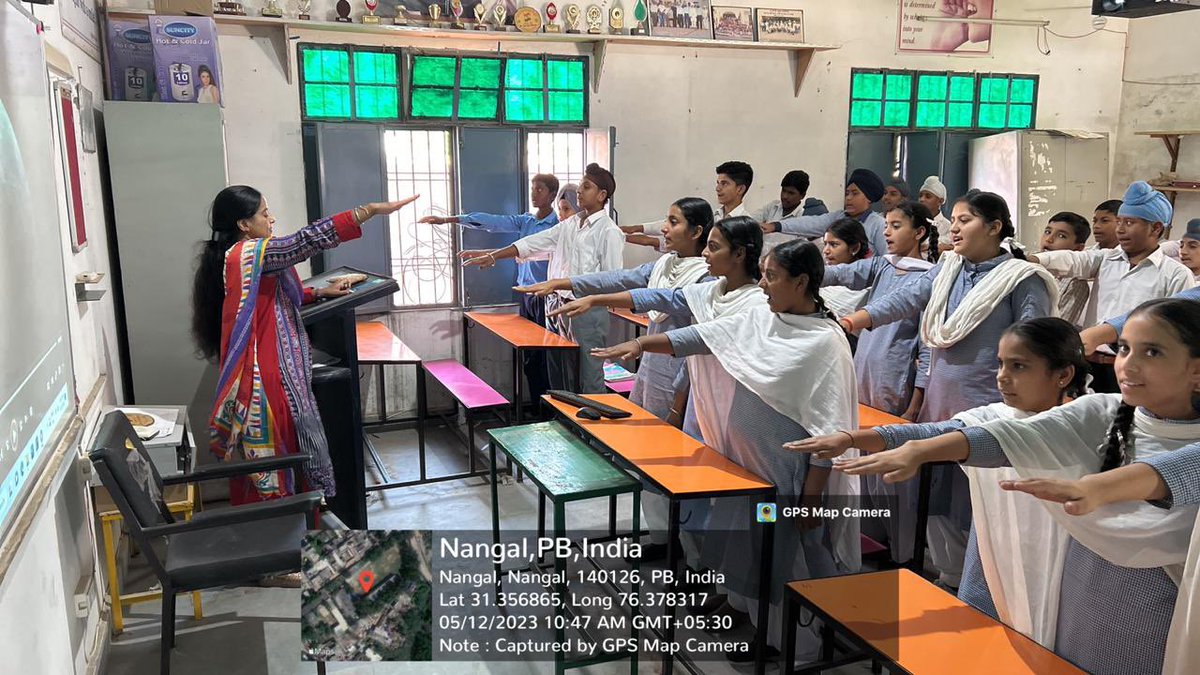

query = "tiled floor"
[106,424,875,675]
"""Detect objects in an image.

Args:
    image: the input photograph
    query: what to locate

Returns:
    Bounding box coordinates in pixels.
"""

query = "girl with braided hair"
[829,298,1200,675]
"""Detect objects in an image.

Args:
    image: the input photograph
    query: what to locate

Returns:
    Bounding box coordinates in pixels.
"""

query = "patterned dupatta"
[209,238,302,497]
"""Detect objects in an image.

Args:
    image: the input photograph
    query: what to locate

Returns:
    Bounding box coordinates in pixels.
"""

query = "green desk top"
[488,422,638,501]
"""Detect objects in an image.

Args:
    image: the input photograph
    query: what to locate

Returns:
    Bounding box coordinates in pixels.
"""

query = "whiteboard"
[0,0,77,538]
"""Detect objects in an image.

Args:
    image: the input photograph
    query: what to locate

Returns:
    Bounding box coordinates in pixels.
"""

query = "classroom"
[1,0,1198,674]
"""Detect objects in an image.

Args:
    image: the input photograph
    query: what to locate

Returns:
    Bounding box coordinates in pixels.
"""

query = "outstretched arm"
[547,291,636,319]
[263,197,417,273]
[1001,464,1169,516]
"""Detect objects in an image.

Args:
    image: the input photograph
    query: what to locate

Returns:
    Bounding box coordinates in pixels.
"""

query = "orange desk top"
[464,311,578,350]
[545,394,774,498]
[789,569,1084,674]
[859,404,908,429]
[609,307,650,329]
[356,321,421,364]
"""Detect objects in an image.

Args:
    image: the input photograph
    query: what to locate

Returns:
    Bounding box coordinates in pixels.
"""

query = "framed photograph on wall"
[711,5,753,41]
[754,7,804,43]
[648,0,713,39]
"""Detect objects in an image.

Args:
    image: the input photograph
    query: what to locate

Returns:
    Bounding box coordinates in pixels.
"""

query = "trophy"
[585,4,602,33]
[491,0,509,30]
[473,2,487,28]
[563,3,581,33]
[262,0,283,17]
[608,2,623,34]
[297,0,311,19]
[630,0,647,34]
[362,0,382,23]
[393,2,409,23]
[450,0,465,27]
[428,2,443,26]
[514,4,542,32]
[214,1,246,15]
[545,2,561,32]
[335,0,352,22]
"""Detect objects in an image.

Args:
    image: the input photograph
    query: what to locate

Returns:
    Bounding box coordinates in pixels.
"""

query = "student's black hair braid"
[771,239,837,322]
[713,215,764,280]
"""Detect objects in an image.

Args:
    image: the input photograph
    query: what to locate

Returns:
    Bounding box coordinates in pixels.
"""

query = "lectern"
[300,266,398,528]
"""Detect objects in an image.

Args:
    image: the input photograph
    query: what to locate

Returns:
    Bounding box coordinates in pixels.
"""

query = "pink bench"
[605,379,635,396]
[422,360,509,410]
[407,360,511,487]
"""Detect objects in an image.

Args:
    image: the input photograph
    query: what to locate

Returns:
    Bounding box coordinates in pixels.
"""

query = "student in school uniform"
[1026,182,1195,393]
[1178,218,1200,283]
[754,169,830,226]
[461,164,623,393]
[834,298,1200,675]
[918,175,953,252]
[1039,211,1092,328]
[555,182,579,223]
[593,239,861,661]
[820,217,873,320]
[818,201,939,563]
[880,178,910,212]
[836,190,1057,588]
[1090,199,1122,250]
[762,168,889,257]
[424,174,560,401]
[795,317,1089,619]
[622,161,754,249]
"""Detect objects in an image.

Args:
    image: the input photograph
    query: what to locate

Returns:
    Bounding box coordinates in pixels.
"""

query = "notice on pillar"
[898,0,995,54]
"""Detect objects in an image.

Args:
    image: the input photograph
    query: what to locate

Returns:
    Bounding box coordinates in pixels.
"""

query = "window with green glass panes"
[547,60,585,122]
[850,68,1036,131]
[301,47,351,118]
[458,57,501,119]
[410,55,458,119]
[504,58,545,123]
[299,46,402,120]
[849,71,884,127]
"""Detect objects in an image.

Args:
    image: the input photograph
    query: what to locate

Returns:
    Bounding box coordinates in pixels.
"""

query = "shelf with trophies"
[110,2,834,96]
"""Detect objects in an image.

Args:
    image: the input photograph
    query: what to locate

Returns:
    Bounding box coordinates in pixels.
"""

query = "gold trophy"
[393,2,409,23]
[585,4,602,34]
[261,0,283,17]
[473,2,488,28]
[450,0,465,27]
[545,2,561,32]
[563,3,581,33]
[608,2,623,34]
[491,0,510,30]
[296,0,311,19]
[428,2,443,26]
[362,0,382,23]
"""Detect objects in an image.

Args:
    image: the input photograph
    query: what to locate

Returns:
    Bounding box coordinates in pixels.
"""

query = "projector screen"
[0,0,77,538]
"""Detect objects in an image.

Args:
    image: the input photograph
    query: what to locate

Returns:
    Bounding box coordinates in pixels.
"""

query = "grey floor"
[105,423,875,675]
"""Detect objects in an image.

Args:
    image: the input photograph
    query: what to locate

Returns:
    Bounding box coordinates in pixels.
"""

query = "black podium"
[300,266,398,529]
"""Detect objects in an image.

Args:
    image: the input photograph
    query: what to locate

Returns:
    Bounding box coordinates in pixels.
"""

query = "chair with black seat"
[88,411,326,675]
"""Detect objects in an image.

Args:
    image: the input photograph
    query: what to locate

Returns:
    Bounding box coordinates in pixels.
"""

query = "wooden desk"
[609,307,650,333]
[782,569,1085,674]
[463,311,578,422]
[544,394,776,675]
[355,321,422,485]
[95,483,202,634]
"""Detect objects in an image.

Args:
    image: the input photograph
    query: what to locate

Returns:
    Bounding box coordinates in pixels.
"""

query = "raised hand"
[1000,478,1096,516]
[418,215,448,224]
[514,280,568,297]
[546,297,596,318]
[460,250,495,268]
[590,340,642,362]
[783,432,853,460]
[618,224,644,235]
[833,446,921,483]
[368,195,420,217]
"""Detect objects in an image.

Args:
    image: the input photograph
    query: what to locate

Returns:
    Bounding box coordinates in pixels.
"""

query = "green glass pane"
[981,77,1009,103]
[917,74,947,101]
[355,85,398,119]
[1008,104,1033,129]
[505,59,544,89]
[949,75,975,102]
[1011,78,1036,104]
[303,84,350,117]
[353,52,396,85]
[302,49,349,83]
[504,90,544,122]
[978,103,1007,128]
[411,87,454,118]
[883,101,910,127]
[915,101,946,128]
[412,56,457,87]
[851,72,883,99]
[458,90,499,119]
[948,102,973,127]
[460,58,501,89]
[548,91,584,122]
[885,74,912,100]
[850,100,881,127]
[548,60,584,90]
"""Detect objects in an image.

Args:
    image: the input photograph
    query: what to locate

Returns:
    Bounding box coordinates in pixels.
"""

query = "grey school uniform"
[961,420,1200,675]
[864,252,1052,582]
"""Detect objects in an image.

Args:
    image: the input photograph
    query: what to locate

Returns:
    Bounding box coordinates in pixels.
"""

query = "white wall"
[1111,9,1200,226]
[0,2,123,673]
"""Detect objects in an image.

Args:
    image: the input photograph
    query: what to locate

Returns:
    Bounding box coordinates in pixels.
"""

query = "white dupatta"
[920,251,1060,349]
[645,253,710,324]
[681,278,767,322]
[692,306,861,570]
[972,394,1200,670]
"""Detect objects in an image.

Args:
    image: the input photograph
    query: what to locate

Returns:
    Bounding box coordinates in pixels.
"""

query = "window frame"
[298,43,403,122]
[849,68,1039,133]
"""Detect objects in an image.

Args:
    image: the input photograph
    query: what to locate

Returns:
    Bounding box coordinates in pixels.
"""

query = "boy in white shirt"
[1028,181,1194,392]
[918,175,953,252]
[622,160,753,248]
[463,164,624,393]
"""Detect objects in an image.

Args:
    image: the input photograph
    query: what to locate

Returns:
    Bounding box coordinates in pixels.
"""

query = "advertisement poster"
[898,0,994,54]
[60,0,102,62]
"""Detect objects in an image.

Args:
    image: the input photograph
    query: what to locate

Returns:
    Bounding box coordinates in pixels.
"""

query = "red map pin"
[358,570,375,593]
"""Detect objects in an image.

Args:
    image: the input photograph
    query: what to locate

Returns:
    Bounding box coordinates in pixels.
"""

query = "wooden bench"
[605,379,635,396]
[782,569,1085,674]
[485,421,641,674]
